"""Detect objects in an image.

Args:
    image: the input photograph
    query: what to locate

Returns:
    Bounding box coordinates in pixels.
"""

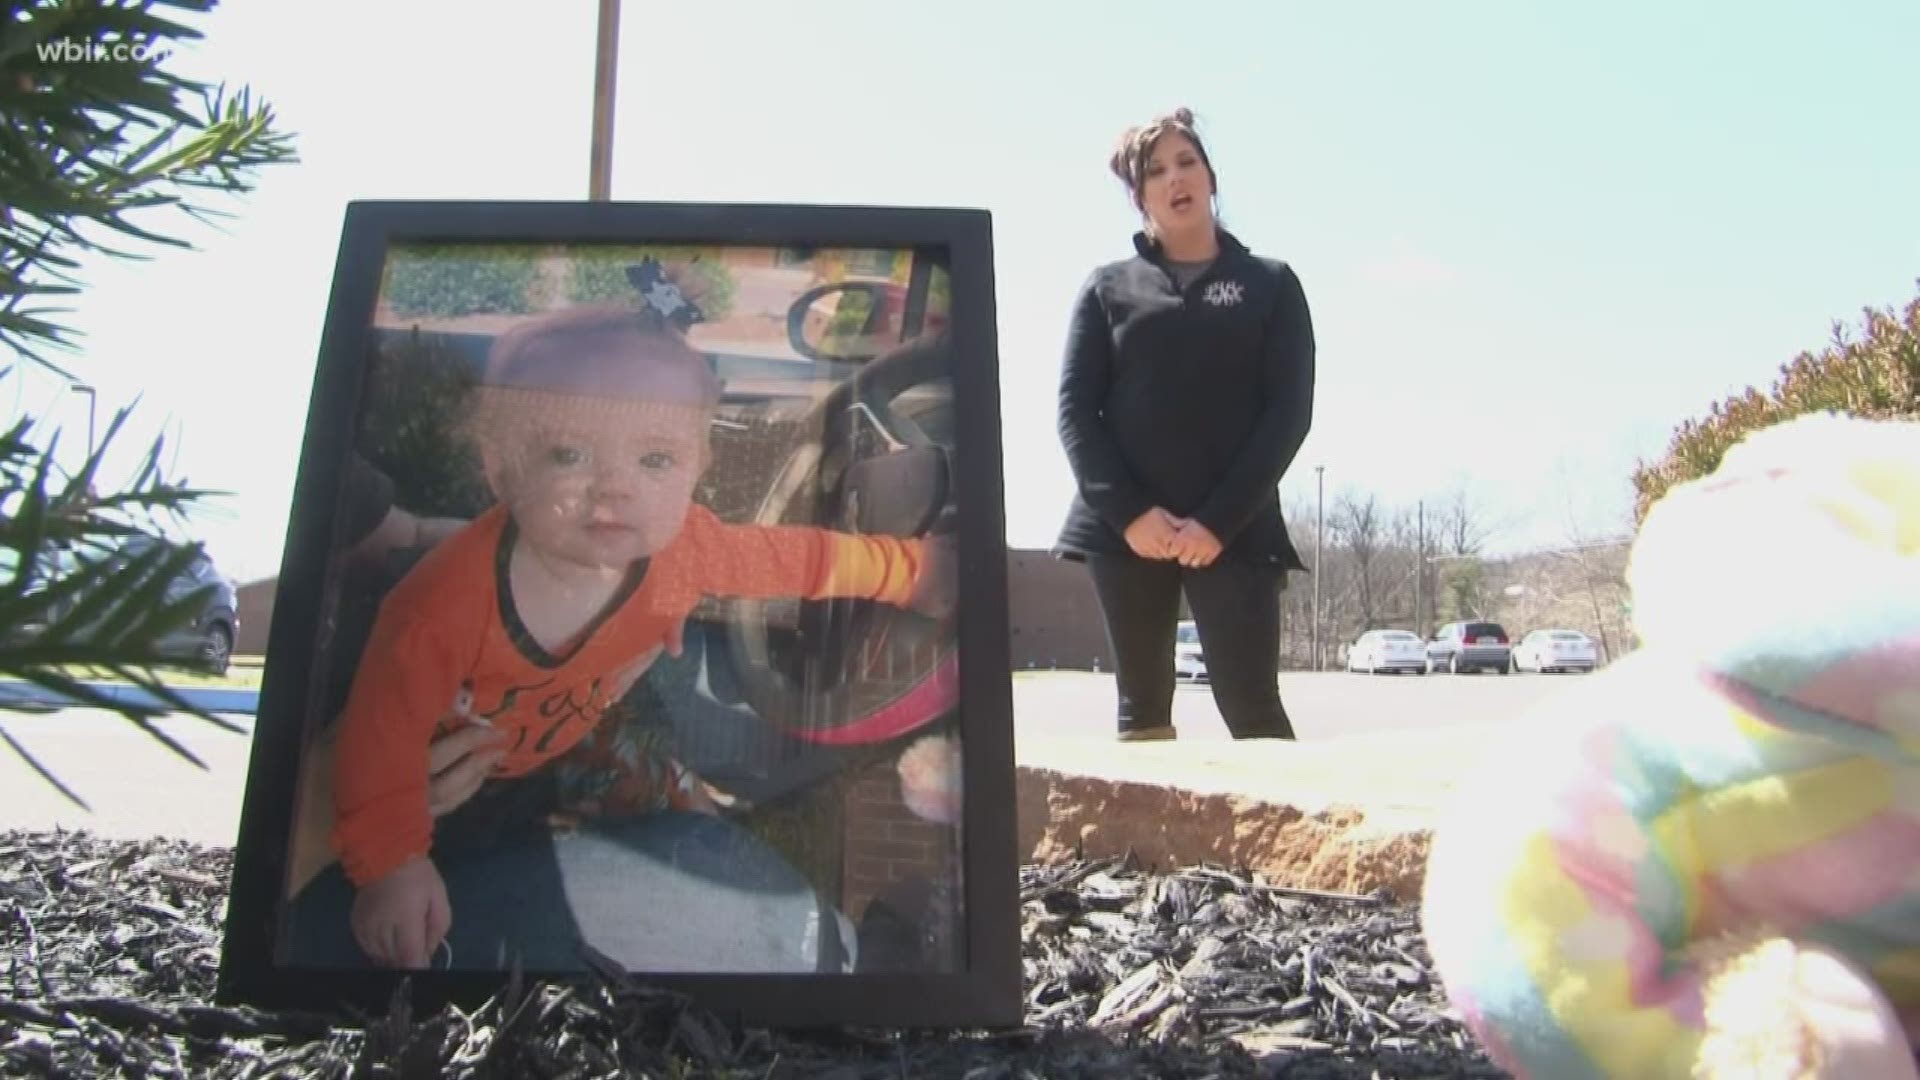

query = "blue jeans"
[280,806,850,974]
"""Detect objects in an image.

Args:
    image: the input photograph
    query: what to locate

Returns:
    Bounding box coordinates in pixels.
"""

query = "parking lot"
[0,665,1593,848]
[1013,668,1596,743]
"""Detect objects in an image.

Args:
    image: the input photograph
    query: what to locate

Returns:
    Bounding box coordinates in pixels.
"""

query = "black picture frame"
[216,200,1018,1029]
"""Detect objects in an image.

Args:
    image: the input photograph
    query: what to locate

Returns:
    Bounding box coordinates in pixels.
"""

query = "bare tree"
[1282,497,1323,668]
[1435,489,1491,558]
[1431,489,1493,621]
[1335,492,1387,629]
[1389,506,1426,634]
[1546,466,1635,660]
[1280,486,1522,664]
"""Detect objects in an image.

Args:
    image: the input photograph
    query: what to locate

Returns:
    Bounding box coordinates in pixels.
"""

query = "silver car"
[1514,629,1599,673]
[1424,620,1512,674]
[1174,620,1208,682]
[1346,629,1428,674]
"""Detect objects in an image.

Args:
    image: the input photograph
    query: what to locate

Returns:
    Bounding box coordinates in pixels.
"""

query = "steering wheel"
[722,326,961,746]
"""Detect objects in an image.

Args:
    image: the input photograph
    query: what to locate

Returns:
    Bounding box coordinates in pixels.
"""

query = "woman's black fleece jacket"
[1053,228,1315,571]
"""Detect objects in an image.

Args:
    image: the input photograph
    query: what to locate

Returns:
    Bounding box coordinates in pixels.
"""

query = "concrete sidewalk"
[0,709,257,851]
[1011,723,1501,901]
[1018,722,1499,828]
[0,678,1512,899]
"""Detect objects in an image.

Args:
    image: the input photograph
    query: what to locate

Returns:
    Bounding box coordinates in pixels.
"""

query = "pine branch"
[1,378,240,779]
[0,2,293,799]
[0,0,297,371]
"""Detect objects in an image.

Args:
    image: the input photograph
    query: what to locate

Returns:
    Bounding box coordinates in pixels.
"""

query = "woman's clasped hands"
[1122,508,1223,569]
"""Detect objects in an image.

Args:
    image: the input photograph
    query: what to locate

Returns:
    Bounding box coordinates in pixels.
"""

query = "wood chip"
[2,830,1511,1078]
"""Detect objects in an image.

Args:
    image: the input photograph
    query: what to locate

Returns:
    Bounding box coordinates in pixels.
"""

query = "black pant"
[1087,553,1295,740]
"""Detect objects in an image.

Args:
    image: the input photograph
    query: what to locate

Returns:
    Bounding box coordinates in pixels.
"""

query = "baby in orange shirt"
[330,295,951,969]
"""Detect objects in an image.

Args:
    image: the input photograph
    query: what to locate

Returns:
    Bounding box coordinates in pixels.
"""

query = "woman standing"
[1054,107,1316,742]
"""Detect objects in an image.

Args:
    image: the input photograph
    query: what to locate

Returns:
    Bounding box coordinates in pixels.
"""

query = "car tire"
[203,623,233,677]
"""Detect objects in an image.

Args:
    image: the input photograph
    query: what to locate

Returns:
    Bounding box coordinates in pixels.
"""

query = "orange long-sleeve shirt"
[331,502,926,886]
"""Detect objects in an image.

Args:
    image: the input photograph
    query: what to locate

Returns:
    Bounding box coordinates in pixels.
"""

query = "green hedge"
[380,244,738,321]
[381,245,545,318]
[1632,283,1920,522]
[568,247,737,321]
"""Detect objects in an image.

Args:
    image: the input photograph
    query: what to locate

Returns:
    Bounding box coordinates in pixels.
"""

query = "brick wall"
[1005,549,1112,670]
[235,578,276,656]
[839,756,957,926]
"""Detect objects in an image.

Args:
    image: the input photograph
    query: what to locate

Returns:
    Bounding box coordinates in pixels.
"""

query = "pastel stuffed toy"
[1420,412,1920,1079]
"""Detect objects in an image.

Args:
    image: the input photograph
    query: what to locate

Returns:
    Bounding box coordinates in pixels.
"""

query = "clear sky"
[13,0,1920,583]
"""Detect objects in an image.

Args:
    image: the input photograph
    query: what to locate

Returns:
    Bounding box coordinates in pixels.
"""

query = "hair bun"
[1107,133,1139,186]
[1107,107,1215,207]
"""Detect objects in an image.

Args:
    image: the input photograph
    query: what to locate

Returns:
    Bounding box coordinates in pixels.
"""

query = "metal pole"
[1312,465,1324,670]
[588,0,621,201]
[1414,500,1424,637]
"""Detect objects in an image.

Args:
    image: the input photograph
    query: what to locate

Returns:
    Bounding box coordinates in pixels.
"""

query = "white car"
[1174,620,1208,681]
[1513,629,1599,673]
[1346,629,1428,675]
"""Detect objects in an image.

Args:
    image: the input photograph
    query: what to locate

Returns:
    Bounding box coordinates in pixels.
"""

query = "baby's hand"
[350,856,451,969]
[907,535,957,620]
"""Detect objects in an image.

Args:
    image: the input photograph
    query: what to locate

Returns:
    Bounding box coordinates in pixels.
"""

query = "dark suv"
[1424,620,1512,674]
[17,538,239,675]
[146,543,239,674]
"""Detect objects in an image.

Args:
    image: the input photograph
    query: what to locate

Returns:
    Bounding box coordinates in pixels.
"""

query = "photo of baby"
[272,242,970,978]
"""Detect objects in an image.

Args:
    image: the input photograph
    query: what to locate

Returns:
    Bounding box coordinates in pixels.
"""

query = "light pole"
[69,382,96,461]
[1312,464,1324,670]
[588,0,621,201]
[1414,500,1425,637]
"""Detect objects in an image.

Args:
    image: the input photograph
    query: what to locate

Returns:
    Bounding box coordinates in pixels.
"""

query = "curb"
[0,680,1451,901]
[0,680,260,716]
[1014,766,1434,902]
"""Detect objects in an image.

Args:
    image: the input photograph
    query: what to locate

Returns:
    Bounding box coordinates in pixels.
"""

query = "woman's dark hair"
[1108,107,1217,210]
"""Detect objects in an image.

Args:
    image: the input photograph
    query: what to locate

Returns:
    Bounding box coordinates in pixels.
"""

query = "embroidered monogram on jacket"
[1202,280,1245,307]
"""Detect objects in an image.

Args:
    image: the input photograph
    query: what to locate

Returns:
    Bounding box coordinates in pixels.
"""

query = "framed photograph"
[216,201,1018,1028]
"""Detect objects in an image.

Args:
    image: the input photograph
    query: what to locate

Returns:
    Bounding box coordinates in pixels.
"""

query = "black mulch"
[0,829,1510,1078]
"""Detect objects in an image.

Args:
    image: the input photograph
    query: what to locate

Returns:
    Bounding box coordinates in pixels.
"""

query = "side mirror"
[788,280,899,363]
